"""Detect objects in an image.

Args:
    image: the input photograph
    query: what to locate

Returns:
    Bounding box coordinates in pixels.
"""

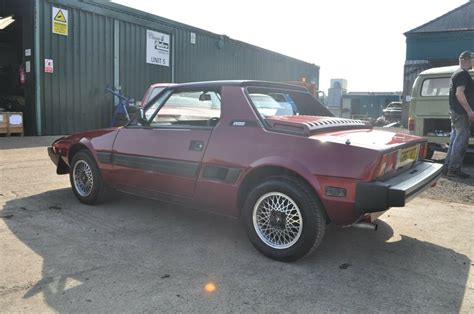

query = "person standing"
[444,50,474,178]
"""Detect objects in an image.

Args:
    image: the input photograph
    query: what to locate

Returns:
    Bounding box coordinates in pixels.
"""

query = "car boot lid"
[311,129,425,150]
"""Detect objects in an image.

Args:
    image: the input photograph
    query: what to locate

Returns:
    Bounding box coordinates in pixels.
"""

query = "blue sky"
[113,0,468,93]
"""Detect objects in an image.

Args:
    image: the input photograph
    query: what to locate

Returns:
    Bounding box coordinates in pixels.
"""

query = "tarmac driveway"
[0,137,473,312]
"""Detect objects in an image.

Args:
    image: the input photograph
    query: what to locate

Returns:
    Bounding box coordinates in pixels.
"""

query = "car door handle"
[189,140,205,152]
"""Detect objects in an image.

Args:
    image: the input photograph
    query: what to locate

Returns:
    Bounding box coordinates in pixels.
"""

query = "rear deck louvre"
[267,116,370,136]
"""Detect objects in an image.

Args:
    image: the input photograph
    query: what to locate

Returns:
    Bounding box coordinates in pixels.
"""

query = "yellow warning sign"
[54,10,67,23]
[52,7,68,36]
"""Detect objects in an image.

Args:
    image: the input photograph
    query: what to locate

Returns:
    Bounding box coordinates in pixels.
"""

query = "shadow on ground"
[2,189,471,312]
[0,136,62,150]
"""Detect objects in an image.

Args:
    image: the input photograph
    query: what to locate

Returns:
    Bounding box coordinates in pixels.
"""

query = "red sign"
[45,59,54,73]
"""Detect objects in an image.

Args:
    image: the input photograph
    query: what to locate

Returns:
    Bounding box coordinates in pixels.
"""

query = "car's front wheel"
[243,176,326,262]
[69,150,108,204]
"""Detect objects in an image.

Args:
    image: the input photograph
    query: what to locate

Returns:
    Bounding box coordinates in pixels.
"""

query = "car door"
[111,87,221,199]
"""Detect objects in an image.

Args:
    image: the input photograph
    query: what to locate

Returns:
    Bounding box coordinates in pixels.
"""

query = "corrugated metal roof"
[406,1,474,34]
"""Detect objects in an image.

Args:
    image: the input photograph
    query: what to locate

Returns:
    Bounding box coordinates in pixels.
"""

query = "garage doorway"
[0,0,35,135]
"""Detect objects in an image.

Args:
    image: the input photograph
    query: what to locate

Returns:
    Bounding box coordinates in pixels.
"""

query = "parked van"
[409,66,474,159]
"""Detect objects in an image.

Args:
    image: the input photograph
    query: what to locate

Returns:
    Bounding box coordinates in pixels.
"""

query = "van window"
[421,78,450,97]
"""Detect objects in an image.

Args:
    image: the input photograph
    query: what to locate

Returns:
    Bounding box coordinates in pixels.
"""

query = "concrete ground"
[0,136,473,313]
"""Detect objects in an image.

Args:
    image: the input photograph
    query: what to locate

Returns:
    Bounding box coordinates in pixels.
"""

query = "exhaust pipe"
[352,222,378,231]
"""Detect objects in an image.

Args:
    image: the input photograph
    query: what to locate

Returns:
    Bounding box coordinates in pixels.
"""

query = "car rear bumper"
[355,161,443,213]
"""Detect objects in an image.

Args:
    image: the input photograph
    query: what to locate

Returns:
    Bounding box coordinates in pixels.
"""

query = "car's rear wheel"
[70,150,108,204]
[243,176,326,262]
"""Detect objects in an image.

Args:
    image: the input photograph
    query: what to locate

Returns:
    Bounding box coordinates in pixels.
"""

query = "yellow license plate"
[399,146,418,166]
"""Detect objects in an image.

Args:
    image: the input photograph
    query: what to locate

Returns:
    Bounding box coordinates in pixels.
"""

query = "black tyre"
[243,176,326,262]
[69,150,109,205]
[426,146,435,160]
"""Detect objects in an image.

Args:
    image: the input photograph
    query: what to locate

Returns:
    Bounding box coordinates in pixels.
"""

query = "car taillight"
[375,151,399,178]
[418,143,428,160]
[408,117,415,132]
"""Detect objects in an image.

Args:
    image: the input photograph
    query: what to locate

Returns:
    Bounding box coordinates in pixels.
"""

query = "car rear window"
[421,78,450,97]
[246,87,332,119]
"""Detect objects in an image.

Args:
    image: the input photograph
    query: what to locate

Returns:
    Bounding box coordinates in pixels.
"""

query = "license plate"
[398,145,418,168]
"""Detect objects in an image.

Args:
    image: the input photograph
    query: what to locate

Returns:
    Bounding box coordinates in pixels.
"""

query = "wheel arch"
[237,163,325,215]
[68,142,94,165]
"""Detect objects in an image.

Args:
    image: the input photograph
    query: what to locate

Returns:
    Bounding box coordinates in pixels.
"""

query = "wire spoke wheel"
[252,192,303,250]
[73,160,94,197]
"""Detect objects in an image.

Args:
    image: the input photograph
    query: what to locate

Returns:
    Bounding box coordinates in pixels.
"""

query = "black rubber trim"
[355,161,443,214]
[48,147,70,175]
[202,164,241,183]
[96,151,113,164]
[355,182,391,213]
[47,147,59,166]
[113,153,200,178]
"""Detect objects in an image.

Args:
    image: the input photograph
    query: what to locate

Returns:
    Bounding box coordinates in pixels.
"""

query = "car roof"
[419,65,474,76]
[149,83,175,88]
[163,80,309,92]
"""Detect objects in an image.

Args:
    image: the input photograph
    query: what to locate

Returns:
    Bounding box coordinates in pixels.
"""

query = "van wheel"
[243,176,326,262]
[426,146,434,159]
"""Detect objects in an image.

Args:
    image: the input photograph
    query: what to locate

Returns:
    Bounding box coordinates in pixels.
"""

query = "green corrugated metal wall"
[173,28,318,83]
[406,31,474,61]
[119,21,172,101]
[39,0,319,135]
[40,0,115,134]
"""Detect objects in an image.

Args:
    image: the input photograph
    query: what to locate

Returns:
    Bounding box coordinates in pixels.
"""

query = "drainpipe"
[34,0,42,135]
[113,19,120,105]
[171,34,175,83]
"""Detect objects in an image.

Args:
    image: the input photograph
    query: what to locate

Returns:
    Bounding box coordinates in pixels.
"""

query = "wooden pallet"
[0,112,24,137]
[0,112,8,135]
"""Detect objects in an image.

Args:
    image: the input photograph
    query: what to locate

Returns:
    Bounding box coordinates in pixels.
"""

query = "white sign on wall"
[146,30,170,67]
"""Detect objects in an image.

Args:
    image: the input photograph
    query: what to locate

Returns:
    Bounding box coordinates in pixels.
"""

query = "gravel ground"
[378,126,473,205]
[420,152,474,205]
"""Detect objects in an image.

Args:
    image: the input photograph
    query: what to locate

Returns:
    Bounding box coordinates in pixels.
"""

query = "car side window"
[148,90,221,128]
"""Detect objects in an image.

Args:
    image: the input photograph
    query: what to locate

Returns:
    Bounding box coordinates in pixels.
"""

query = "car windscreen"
[246,87,332,118]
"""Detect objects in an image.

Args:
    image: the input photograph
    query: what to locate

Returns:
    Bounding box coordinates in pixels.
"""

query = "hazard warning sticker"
[52,7,68,36]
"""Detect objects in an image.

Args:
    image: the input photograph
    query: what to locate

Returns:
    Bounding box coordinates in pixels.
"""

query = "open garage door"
[0,0,35,135]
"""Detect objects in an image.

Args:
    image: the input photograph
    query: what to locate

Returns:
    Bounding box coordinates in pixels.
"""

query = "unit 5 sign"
[146,30,170,67]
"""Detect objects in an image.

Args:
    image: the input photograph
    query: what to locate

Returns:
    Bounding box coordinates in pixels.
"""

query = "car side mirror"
[138,108,148,126]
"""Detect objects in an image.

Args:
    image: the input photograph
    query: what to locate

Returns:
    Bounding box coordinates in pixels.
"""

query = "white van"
[409,66,474,158]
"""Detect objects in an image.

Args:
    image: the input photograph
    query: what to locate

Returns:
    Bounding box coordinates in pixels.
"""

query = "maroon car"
[48,81,443,261]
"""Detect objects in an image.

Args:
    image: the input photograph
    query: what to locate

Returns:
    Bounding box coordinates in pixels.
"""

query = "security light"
[0,16,15,30]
